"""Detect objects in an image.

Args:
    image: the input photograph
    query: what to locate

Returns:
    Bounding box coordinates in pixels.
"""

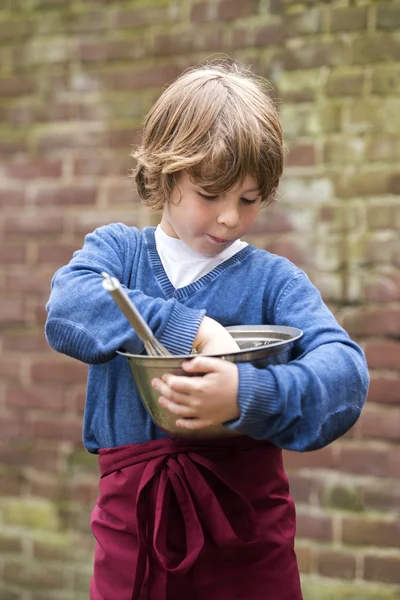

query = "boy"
[45,61,369,599]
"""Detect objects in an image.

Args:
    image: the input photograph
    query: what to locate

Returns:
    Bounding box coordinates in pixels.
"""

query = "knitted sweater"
[45,224,369,453]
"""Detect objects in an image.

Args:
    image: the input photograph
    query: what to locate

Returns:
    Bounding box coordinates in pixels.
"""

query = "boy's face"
[160,171,262,256]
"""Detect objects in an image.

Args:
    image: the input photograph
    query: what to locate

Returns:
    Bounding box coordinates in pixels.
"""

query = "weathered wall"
[0,0,399,598]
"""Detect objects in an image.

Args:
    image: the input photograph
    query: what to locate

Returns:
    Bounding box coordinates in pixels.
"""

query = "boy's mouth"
[207,234,229,244]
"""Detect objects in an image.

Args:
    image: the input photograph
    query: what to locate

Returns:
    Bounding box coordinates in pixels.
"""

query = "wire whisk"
[101,272,171,357]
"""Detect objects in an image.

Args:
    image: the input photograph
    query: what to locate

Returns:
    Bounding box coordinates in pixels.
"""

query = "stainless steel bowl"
[118,325,303,439]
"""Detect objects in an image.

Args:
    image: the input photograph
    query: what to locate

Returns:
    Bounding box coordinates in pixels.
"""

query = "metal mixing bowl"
[118,325,303,439]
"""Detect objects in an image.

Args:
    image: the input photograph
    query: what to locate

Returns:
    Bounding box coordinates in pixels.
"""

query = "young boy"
[45,61,369,599]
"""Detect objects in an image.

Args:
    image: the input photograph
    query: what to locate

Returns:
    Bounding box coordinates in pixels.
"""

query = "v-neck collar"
[142,227,255,300]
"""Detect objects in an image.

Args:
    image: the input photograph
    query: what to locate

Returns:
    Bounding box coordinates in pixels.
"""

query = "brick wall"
[0,1,399,598]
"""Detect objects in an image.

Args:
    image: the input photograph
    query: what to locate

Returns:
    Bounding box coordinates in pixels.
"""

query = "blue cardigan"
[45,224,369,453]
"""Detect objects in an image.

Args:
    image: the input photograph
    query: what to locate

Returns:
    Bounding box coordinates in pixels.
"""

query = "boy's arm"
[45,223,206,363]
[224,273,370,451]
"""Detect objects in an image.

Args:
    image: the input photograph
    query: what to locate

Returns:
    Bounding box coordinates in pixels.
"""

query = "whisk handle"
[101,272,153,342]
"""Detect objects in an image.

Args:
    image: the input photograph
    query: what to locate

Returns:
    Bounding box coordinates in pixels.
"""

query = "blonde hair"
[132,61,284,210]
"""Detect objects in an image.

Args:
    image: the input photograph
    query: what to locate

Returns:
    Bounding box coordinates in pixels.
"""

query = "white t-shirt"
[154,225,248,289]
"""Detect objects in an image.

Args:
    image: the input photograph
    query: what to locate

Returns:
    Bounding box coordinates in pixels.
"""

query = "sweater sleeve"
[45,223,205,364]
[224,272,369,451]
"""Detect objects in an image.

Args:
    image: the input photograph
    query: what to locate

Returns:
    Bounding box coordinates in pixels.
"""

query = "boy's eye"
[198,192,218,200]
[241,198,257,205]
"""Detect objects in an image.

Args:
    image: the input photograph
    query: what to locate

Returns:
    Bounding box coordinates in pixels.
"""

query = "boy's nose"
[216,207,240,228]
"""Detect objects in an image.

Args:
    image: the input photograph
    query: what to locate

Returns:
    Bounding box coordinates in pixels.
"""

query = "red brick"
[153,29,223,57]
[361,483,400,513]
[352,34,400,65]
[0,441,60,472]
[369,135,400,162]
[330,7,368,32]
[0,188,25,206]
[217,0,258,21]
[5,267,55,294]
[365,340,400,371]
[73,389,87,415]
[263,239,310,267]
[0,137,28,155]
[342,307,400,338]
[0,75,35,96]
[31,185,97,207]
[285,8,323,36]
[0,471,23,497]
[342,515,400,548]
[31,417,83,444]
[106,129,141,150]
[31,358,88,384]
[284,40,346,70]
[366,204,397,229]
[105,64,181,90]
[333,169,392,198]
[28,475,62,502]
[296,511,333,542]
[390,173,400,194]
[326,72,364,97]
[73,212,138,236]
[0,358,21,381]
[79,39,147,63]
[249,24,283,47]
[36,129,104,153]
[66,8,109,33]
[3,559,65,589]
[0,244,26,263]
[113,6,178,29]
[0,299,25,326]
[286,474,314,504]
[67,479,99,505]
[285,143,316,167]
[6,99,45,126]
[283,446,336,470]
[371,67,400,97]
[34,300,49,326]
[191,3,212,22]
[377,2,400,30]
[4,215,63,237]
[365,554,400,584]
[0,535,23,554]
[295,542,314,574]
[73,155,131,176]
[339,445,400,478]
[103,183,138,206]
[2,159,62,179]
[317,549,356,580]
[359,406,400,442]
[3,332,50,353]
[364,273,400,302]
[247,205,294,235]
[36,242,77,265]
[5,386,66,412]
[0,19,31,41]
[0,414,25,440]
[367,376,399,406]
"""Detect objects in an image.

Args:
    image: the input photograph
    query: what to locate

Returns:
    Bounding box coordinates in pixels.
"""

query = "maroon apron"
[90,436,302,600]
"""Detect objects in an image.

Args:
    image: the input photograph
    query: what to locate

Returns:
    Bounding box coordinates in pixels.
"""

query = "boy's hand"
[193,316,240,355]
[151,356,240,430]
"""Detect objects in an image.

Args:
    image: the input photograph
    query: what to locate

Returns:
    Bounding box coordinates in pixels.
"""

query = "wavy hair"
[131,61,284,210]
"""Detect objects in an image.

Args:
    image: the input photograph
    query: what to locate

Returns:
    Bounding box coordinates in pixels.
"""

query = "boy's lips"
[207,234,229,244]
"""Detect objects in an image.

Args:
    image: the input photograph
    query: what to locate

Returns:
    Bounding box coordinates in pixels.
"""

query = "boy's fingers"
[158,397,197,417]
[152,378,200,406]
[162,374,204,395]
[182,356,226,373]
[175,418,213,430]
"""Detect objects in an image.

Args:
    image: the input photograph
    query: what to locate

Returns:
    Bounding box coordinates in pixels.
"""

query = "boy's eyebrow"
[242,188,261,194]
